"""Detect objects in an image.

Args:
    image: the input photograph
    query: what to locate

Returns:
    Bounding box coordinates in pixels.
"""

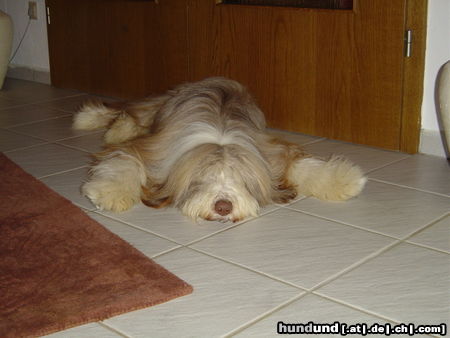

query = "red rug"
[0,153,192,338]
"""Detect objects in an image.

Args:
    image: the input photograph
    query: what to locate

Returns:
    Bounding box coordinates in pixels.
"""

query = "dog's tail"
[73,95,171,144]
[73,100,119,131]
[289,155,367,201]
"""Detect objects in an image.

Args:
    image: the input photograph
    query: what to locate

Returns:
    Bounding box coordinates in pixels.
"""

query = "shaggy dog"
[73,77,366,222]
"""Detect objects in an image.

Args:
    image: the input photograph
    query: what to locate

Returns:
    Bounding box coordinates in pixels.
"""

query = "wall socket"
[28,1,37,20]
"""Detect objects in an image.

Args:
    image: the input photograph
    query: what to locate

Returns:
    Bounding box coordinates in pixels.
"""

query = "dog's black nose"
[215,199,232,216]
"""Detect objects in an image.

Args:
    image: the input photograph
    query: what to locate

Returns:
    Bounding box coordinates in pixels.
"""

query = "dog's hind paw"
[314,156,367,201]
[289,155,367,202]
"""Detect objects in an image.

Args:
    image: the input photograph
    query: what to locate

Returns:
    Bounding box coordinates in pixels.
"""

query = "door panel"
[46,0,422,151]
[46,0,188,98]
[188,0,406,150]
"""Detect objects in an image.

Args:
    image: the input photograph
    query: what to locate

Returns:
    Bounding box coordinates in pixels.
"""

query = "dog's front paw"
[82,181,139,212]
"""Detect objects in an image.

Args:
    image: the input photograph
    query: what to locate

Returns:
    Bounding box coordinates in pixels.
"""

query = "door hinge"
[46,6,50,25]
[404,29,412,58]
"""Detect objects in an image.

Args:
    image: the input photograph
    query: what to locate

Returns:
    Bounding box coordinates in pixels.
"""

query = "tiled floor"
[1,78,449,338]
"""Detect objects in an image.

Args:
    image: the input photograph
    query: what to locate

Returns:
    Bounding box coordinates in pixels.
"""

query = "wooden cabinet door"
[46,0,188,99]
[187,0,414,151]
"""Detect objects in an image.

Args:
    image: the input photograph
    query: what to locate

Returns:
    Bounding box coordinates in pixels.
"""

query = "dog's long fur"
[74,77,366,222]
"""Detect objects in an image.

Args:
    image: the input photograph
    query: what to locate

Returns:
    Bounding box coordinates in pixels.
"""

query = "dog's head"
[158,143,274,222]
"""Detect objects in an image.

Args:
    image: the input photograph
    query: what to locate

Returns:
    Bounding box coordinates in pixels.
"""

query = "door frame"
[400,0,428,153]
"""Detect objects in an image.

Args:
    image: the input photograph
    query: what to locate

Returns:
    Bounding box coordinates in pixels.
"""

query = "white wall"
[1,0,49,71]
[420,0,450,157]
[1,1,449,156]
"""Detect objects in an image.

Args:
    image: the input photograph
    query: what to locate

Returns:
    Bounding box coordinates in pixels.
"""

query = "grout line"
[364,155,412,175]
[5,123,103,146]
[300,137,327,146]
[404,240,450,255]
[401,212,450,255]
[149,246,189,261]
[222,292,308,337]
[282,193,450,255]
[221,211,448,336]
[2,128,51,143]
[226,236,439,337]
[91,210,185,246]
[1,126,51,139]
[3,141,50,154]
[86,195,447,337]
[401,212,450,240]
[86,211,184,259]
[73,202,97,213]
[184,207,282,247]
[37,165,89,180]
[50,129,106,143]
[50,137,105,155]
[308,240,401,292]
[311,292,409,328]
[1,112,73,129]
[3,83,448,337]
[310,293,441,338]
[51,141,93,154]
[0,93,86,111]
[188,247,308,291]
[150,245,184,259]
[368,178,450,199]
[281,205,402,240]
[98,321,132,338]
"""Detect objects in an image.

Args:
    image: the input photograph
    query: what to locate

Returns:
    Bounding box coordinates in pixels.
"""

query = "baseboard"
[7,64,51,85]
[419,129,448,157]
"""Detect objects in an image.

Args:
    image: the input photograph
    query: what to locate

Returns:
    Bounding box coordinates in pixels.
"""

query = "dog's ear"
[141,196,172,209]
[272,184,298,204]
[140,185,172,209]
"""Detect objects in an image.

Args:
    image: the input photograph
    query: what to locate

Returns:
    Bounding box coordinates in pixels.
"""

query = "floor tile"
[97,204,240,244]
[267,128,322,145]
[0,96,27,109]
[44,322,121,338]
[39,167,94,210]
[3,78,449,337]
[5,144,90,178]
[57,131,105,153]
[104,248,301,337]
[0,129,45,152]
[0,78,82,103]
[288,181,450,238]
[192,208,394,289]
[369,154,450,196]
[9,116,97,142]
[35,94,117,113]
[303,139,410,173]
[235,294,426,338]
[0,104,71,128]
[88,212,180,258]
[317,243,450,326]
[407,214,450,253]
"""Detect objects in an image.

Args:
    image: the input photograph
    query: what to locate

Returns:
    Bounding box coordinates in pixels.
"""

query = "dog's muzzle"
[214,199,233,216]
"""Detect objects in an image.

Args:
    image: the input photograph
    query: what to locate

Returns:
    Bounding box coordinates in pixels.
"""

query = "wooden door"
[46,0,426,152]
[46,0,188,99]
[187,0,424,151]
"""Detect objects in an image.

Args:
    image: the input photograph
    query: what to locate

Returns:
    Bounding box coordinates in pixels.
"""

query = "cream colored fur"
[74,77,367,222]
[73,101,114,130]
[288,156,367,201]
[82,151,147,212]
